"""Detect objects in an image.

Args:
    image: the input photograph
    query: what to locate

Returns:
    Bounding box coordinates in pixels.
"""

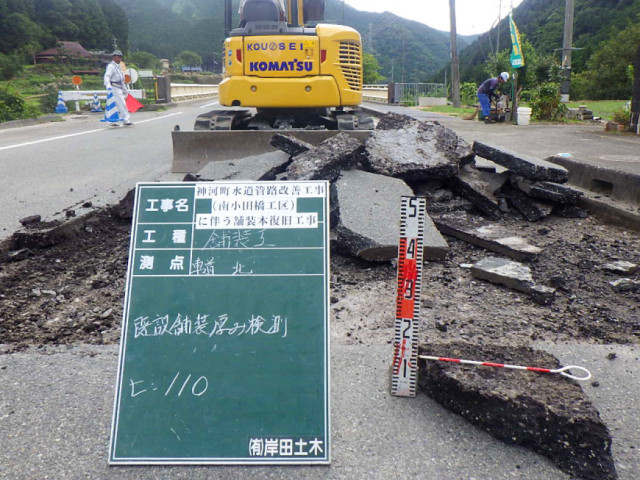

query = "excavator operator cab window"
[303,0,325,23]
[239,0,286,26]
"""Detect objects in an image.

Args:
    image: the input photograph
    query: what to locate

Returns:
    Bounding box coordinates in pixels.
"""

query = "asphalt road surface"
[1,100,639,479]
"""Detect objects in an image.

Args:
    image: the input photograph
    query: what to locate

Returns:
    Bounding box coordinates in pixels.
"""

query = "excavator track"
[193,108,374,132]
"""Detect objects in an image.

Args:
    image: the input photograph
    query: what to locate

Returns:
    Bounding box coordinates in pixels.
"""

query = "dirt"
[1,200,639,354]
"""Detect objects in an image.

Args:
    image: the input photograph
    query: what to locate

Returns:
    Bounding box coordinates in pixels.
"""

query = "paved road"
[0,102,219,241]
[1,100,639,479]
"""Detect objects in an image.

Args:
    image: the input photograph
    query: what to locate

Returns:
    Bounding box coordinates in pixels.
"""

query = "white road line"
[199,101,220,108]
[0,112,183,152]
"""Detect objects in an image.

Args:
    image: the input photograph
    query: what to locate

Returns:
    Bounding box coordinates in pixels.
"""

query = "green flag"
[509,14,525,69]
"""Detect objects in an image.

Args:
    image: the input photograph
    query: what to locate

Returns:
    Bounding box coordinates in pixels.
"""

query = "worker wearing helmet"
[477,72,509,124]
[103,50,133,126]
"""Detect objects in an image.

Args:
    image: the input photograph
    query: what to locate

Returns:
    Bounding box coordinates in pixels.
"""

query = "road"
[1,100,639,479]
[0,100,223,241]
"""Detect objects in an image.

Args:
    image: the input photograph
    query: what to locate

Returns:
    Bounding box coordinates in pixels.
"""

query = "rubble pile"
[260,113,624,479]
[263,113,587,268]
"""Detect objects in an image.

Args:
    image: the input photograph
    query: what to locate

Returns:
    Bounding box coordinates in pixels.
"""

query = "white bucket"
[517,107,532,126]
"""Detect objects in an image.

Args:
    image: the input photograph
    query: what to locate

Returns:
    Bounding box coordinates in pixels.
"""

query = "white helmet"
[500,72,509,81]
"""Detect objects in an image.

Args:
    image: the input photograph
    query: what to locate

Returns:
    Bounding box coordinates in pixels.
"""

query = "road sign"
[391,197,427,397]
[71,75,82,86]
[110,181,331,464]
[125,67,139,84]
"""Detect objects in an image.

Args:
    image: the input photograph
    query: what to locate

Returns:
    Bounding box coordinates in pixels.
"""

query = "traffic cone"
[101,88,121,124]
[54,91,68,114]
[90,93,102,112]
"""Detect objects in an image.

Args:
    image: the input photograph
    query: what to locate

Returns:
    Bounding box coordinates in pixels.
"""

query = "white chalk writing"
[248,437,324,457]
[133,313,288,339]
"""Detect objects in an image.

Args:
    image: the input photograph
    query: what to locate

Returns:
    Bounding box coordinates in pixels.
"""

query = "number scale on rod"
[391,196,427,397]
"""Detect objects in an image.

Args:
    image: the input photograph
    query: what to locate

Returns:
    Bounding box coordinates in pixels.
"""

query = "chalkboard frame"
[109,181,331,465]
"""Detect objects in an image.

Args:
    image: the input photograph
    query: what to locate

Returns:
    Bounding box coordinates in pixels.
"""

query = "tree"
[480,36,557,101]
[571,22,640,100]
[99,0,128,51]
[174,50,202,68]
[0,13,48,54]
[362,52,383,84]
[130,51,158,70]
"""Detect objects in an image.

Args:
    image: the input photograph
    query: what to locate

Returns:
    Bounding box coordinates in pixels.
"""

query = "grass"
[419,105,477,118]
[420,100,629,122]
[565,100,628,121]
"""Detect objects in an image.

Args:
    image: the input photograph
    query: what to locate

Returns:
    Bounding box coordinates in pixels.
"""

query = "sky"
[344,0,525,36]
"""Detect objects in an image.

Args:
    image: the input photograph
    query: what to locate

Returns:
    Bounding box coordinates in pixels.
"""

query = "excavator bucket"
[171,129,372,173]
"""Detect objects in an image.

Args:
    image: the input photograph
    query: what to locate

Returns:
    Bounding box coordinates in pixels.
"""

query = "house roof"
[36,41,93,58]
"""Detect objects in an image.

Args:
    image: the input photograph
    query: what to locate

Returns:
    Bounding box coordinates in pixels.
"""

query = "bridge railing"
[170,83,219,101]
[362,84,389,103]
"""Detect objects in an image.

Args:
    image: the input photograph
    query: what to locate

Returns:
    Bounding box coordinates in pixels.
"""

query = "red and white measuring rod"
[392,197,427,397]
[420,356,592,381]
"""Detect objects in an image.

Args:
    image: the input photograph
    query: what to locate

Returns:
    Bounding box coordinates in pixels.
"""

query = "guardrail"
[362,84,389,103]
[60,89,144,102]
[60,89,144,111]
[171,83,219,101]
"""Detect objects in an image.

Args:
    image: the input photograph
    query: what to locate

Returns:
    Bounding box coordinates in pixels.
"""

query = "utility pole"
[560,0,575,102]
[449,0,461,107]
[401,33,406,83]
[496,0,502,56]
[632,43,640,134]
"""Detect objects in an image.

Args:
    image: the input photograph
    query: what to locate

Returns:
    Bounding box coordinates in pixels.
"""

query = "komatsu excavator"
[194,0,373,131]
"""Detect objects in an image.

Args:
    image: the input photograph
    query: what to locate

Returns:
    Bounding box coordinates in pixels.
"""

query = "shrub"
[460,82,477,106]
[0,87,38,122]
[0,53,23,80]
[530,82,567,121]
[612,108,631,125]
[38,83,73,114]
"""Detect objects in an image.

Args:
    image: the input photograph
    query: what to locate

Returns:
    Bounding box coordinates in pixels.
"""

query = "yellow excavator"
[194,0,373,131]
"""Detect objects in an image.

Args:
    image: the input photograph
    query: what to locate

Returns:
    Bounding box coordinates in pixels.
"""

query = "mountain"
[453,0,640,82]
[324,0,478,82]
[115,0,476,82]
[0,0,128,55]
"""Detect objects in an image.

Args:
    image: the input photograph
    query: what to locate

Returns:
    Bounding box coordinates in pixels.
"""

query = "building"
[35,41,93,64]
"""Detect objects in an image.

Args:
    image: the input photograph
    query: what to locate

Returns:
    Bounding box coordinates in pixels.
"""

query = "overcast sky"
[344,0,525,35]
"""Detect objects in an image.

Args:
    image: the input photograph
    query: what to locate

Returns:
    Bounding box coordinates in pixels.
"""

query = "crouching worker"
[103,50,133,126]
[477,72,509,124]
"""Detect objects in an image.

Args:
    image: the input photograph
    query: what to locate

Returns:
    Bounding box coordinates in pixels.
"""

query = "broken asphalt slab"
[511,176,583,205]
[195,151,291,181]
[283,133,366,182]
[333,169,448,261]
[472,142,569,183]
[432,211,542,261]
[363,113,471,181]
[418,341,617,480]
[471,256,556,305]
[446,165,503,219]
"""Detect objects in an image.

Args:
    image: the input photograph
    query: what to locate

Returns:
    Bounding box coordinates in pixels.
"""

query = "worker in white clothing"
[103,50,133,126]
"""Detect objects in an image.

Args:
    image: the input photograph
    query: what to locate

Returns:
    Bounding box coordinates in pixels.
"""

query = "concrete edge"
[550,155,640,205]
[0,114,64,130]
[575,192,640,232]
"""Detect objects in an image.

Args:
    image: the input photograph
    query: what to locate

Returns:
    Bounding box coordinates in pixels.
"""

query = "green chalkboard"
[109,181,330,464]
